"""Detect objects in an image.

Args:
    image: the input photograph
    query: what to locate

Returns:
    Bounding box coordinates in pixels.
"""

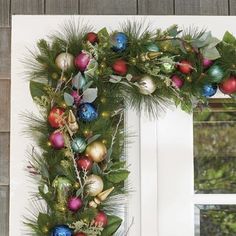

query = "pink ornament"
[75,53,90,72]
[49,131,65,149]
[171,75,184,88]
[71,91,81,105]
[202,58,213,68]
[68,197,83,212]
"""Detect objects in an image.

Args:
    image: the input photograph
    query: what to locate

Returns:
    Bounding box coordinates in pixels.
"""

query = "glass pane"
[195,205,236,236]
[194,99,236,193]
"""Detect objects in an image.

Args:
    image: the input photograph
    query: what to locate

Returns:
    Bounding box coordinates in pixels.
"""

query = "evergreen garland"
[24,20,236,236]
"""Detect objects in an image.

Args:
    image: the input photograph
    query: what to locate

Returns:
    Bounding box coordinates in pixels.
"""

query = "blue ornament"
[146,43,160,52]
[202,84,217,97]
[51,225,72,236]
[111,32,128,52]
[207,65,224,83]
[77,103,98,122]
[71,137,87,153]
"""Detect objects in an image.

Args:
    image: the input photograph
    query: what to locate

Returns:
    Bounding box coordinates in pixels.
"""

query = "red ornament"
[178,60,193,74]
[48,107,65,128]
[76,156,93,171]
[49,131,65,149]
[75,53,90,72]
[219,76,236,94]
[171,75,184,88]
[93,211,108,227]
[86,32,98,44]
[112,59,128,76]
[74,233,87,236]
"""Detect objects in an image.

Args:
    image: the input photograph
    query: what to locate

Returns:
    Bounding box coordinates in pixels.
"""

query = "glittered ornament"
[89,187,114,208]
[55,53,75,71]
[68,110,79,133]
[202,84,217,97]
[202,58,213,69]
[146,43,160,52]
[111,32,128,52]
[68,196,83,212]
[75,53,90,72]
[85,141,107,163]
[77,103,98,122]
[48,107,65,128]
[76,156,93,171]
[52,177,72,208]
[86,174,104,196]
[71,137,87,153]
[86,32,98,44]
[207,64,224,82]
[93,211,108,227]
[138,75,157,95]
[51,225,72,236]
[171,75,184,88]
[219,76,236,94]
[161,62,175,74]
[49,131,65,150]
[112,59,128,76]
[178,60,193,74]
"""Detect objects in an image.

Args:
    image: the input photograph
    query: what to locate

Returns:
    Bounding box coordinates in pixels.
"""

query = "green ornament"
[161,62,175,74]
[146,43,160,52]
[71,137,87,153]
[207,64,224,83]
[52,177,72,207]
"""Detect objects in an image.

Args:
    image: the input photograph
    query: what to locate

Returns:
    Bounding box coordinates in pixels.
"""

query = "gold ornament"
[86,174,104,197]
[47,141,52,147]
[89,187,114,208]
[102,139,107,145]
[129,58,137,65]
[73,182,80,189]
[138,75,157,95]
[85,141,107,163]
[55,52,75,71]
[100,62,106,69]
[139,52,163,62]
[68,110,79,133]
[186,76,192,82]
[101,111,110,119]
[83,129,93,138]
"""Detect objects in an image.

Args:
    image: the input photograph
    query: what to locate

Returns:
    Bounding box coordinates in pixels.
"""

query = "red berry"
[93,211,108,227]
[74,233,87,236]
[112,59,128,76]
[48,107,65,128]
[219,76,236,94]
[178,60,193,74]
[86,32,98,44]
[76,156,93,171]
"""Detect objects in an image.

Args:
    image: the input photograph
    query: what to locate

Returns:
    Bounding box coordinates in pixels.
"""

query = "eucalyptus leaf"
[201,47,221,60]
[101,215,122,236]
[192,31,212,48]
[87,134,101,144]
[72,72,81,89]
[81,88,98,103]
[92,163,103,175]
[82,81,94,92]
[64,92,74,106]
[76,188,83,197]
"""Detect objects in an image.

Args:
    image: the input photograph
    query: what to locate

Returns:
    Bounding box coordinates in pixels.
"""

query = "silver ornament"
[55,52,75,71]
[138,75,157,95]
[86,174,104,197]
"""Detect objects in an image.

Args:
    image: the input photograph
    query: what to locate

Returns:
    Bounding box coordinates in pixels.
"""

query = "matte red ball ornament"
[93,211,108,227]
[48,107,65,128]
[178,60,193,74]
[86,32,98,44]
[74,233,87,236]
[49,131,65,149]
[171,75,184,88]
[219,76,236,94]
[75,53,90,72]
[76,156,93,171]
[112,59,128,76]
[67,197,83,212]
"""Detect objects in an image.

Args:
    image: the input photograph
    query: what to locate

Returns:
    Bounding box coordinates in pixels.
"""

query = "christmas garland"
[24,20,236,236]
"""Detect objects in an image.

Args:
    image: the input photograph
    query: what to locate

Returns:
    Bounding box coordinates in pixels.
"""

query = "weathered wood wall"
[0,0,234,234]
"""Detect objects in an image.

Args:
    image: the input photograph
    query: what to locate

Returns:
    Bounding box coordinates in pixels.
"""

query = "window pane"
[194,99,236,193]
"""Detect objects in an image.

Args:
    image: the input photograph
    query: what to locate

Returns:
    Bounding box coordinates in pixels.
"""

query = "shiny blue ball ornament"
[207,65,224,83]
[51,225,72,236]
[202,84,217,97]
[77,103,98,122]
[71,137,87,153]
[111,32,128,52]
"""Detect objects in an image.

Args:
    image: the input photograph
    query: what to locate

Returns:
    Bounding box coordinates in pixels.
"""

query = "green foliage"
[101,215,122,236]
